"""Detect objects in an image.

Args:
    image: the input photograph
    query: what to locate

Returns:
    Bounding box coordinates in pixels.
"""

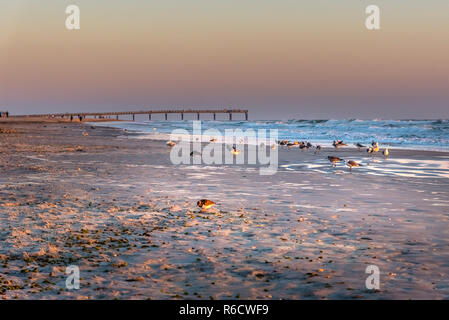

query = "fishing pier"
[10,108,249,121]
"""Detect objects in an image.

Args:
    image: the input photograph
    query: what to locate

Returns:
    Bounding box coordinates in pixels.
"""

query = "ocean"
[91,119,449,151]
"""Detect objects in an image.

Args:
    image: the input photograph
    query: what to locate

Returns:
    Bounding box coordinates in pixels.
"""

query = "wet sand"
[1,122,449,299]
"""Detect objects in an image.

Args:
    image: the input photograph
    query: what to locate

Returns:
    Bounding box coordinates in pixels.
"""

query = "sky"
[0,0,448,119]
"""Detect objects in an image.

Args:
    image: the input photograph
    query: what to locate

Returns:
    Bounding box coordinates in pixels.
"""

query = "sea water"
[91,119,449,151]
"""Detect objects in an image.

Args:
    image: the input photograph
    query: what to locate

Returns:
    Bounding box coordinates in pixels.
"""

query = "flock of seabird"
[167,139,243,157]
[327,140,389,171]
[167,137,390,174]
[276,139,389,172]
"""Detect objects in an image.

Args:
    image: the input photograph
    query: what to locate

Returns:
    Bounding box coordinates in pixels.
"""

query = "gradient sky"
[0,0,448,119]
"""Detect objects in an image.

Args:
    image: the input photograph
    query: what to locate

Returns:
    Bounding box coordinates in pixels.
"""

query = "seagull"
[328,156,343,167]
[314,145,322,154]
[371,141,380,152]
[197,199,216,210]
[366,147,375,157]
[347,160,362,172]
[383,148,389,158]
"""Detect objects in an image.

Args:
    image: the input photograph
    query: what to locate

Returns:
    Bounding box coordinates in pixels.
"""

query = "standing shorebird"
[314,145,322,154]
[197,199,216,210]
[347,160,362,172]
[279,140,288,146]
[232,146,241,155]
[367,141,379,153]
[333,140,348,148]
[167,140,176,147]
[383,148,389,158]
[328,156,343,167]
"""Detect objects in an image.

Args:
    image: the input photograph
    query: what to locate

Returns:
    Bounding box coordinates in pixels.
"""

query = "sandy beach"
[1,121,449,299]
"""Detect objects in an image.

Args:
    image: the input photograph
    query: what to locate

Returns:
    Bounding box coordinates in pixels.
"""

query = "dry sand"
[1,121,449,299]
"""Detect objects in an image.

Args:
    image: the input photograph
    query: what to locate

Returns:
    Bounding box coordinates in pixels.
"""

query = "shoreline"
[2,117,448,153]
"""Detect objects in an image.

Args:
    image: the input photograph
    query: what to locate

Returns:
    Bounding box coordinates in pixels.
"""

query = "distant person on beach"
[70,115,73,122]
